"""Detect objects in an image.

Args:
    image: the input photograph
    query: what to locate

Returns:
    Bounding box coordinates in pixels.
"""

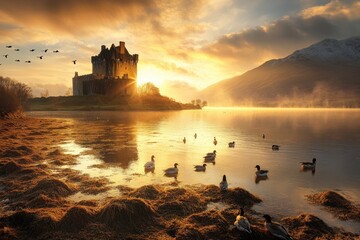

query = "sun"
[137,65,165,87]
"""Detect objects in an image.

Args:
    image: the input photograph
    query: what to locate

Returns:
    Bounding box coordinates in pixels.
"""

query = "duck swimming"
[255,165,268,177]
[144,155,155,170]
[164,163,179,175]
[228,141,235,148]
[194,163,207,172]
[300,158,316,168]
[213,137,218,145]
[234,208,252,233]
[263,214,293,240]
[204,150,216,161]
[183,137,186,144]
[272,145,280,150]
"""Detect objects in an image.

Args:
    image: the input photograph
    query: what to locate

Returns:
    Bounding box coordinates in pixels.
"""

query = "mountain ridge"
[200,36,360,107]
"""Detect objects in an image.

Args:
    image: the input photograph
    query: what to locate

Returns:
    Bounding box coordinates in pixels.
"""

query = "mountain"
[200,37,360,107]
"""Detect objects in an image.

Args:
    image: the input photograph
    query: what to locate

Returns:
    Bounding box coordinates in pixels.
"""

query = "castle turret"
[119,41,125,54]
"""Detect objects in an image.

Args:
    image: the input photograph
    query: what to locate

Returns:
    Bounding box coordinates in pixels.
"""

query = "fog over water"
[29,108,360,233]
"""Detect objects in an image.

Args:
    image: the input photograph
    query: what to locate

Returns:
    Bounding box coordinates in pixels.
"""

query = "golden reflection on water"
[31,108,360,233]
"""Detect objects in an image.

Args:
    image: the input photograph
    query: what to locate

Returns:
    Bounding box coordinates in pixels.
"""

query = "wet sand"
[0,117,359,240]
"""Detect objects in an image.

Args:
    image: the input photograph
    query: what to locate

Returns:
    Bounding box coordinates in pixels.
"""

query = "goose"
[72,60,77,64]
[255,165,268,177]
[194,164,207,171]
[183,137,186,144]
[144,155,155,170]
[42,49,48,52]
[164,163,178,175]
[204,150,216,161]
[300,158,316,168]
[263,134,265,139]
[263,215,293,240]
[37,56,43,59]
[3,54,8,58]
[228,141,235,148]
[15,59,20,62]
[213,137,218,145]
[30,49,35,52]
[272,145,280,150]
[6,46,12,48]
[219,175,228,191]
[14,49,19,51]
[53,50,59,53]
[25,61,31,63]
[234,208,252,233]
[194,133,197,139]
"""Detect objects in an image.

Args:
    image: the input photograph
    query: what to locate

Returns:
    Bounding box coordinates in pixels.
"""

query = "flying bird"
[6,46,12,48]
[14,49,20,51]
[72,60,77,64]
[3,54,8,58]
[30,49,35,52]
[37,56,43,59]
[15,60,20,62]
[42,49,48,52]
[53,50,59,53]
[25,61,31,63]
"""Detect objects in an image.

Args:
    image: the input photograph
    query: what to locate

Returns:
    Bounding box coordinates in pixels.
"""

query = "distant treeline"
[0,76,32,118]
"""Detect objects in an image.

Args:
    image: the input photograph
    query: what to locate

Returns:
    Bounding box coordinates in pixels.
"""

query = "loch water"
[29,108,360,233]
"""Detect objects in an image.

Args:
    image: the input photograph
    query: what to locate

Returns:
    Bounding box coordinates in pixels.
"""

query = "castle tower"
[73,41,138,96]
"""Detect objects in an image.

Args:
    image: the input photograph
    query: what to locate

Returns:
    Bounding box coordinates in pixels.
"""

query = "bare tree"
[0,76,32,117]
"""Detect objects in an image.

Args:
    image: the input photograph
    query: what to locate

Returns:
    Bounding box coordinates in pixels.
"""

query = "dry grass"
[307,191,360,221]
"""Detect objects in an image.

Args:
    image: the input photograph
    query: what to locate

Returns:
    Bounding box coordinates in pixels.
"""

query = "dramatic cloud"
[203,0,360,71]
[0,0,359,97]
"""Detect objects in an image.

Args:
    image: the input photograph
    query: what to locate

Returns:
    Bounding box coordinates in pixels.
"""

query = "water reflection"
[255,175,268,184]
[300,166,316,175]
[29,108,360,233]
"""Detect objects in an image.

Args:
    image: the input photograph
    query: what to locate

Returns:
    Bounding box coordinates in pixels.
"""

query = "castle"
[72,41,138,96]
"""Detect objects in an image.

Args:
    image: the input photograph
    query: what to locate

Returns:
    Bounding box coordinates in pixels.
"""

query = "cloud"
[0,0,159,38]
[150,61,198,77]
[203,0,360,71]
[161,80,199,102]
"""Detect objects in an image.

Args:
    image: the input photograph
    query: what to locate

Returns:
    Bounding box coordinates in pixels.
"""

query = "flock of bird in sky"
[1,45,76,65]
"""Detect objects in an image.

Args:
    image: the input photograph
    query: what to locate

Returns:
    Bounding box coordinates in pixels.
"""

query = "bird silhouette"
[53,50,59,53]
[14,49,20,51]
[3,54,8,58]
[15,59,20,62]
[42,49,48,52]
[30,49,35,52]
[72,60,77,64]
[6,46,12,48]
[25,60,31,63]
[37,56,43,59]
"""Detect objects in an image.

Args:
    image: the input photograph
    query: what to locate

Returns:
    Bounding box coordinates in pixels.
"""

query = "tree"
[0,76,32,117]
[138,82,160,96]
[65,88,72,96]
[40,89,49,98]
[202,100,208,107]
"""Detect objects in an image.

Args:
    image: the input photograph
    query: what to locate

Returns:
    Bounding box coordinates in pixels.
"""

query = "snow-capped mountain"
[282,37,360,63]
[200,37,360,107]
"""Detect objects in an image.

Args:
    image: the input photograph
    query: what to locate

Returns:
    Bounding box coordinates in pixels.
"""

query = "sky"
[0,0,359,102]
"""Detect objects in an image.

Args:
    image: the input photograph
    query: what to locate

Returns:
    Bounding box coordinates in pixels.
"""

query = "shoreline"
[0,116,359,239]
